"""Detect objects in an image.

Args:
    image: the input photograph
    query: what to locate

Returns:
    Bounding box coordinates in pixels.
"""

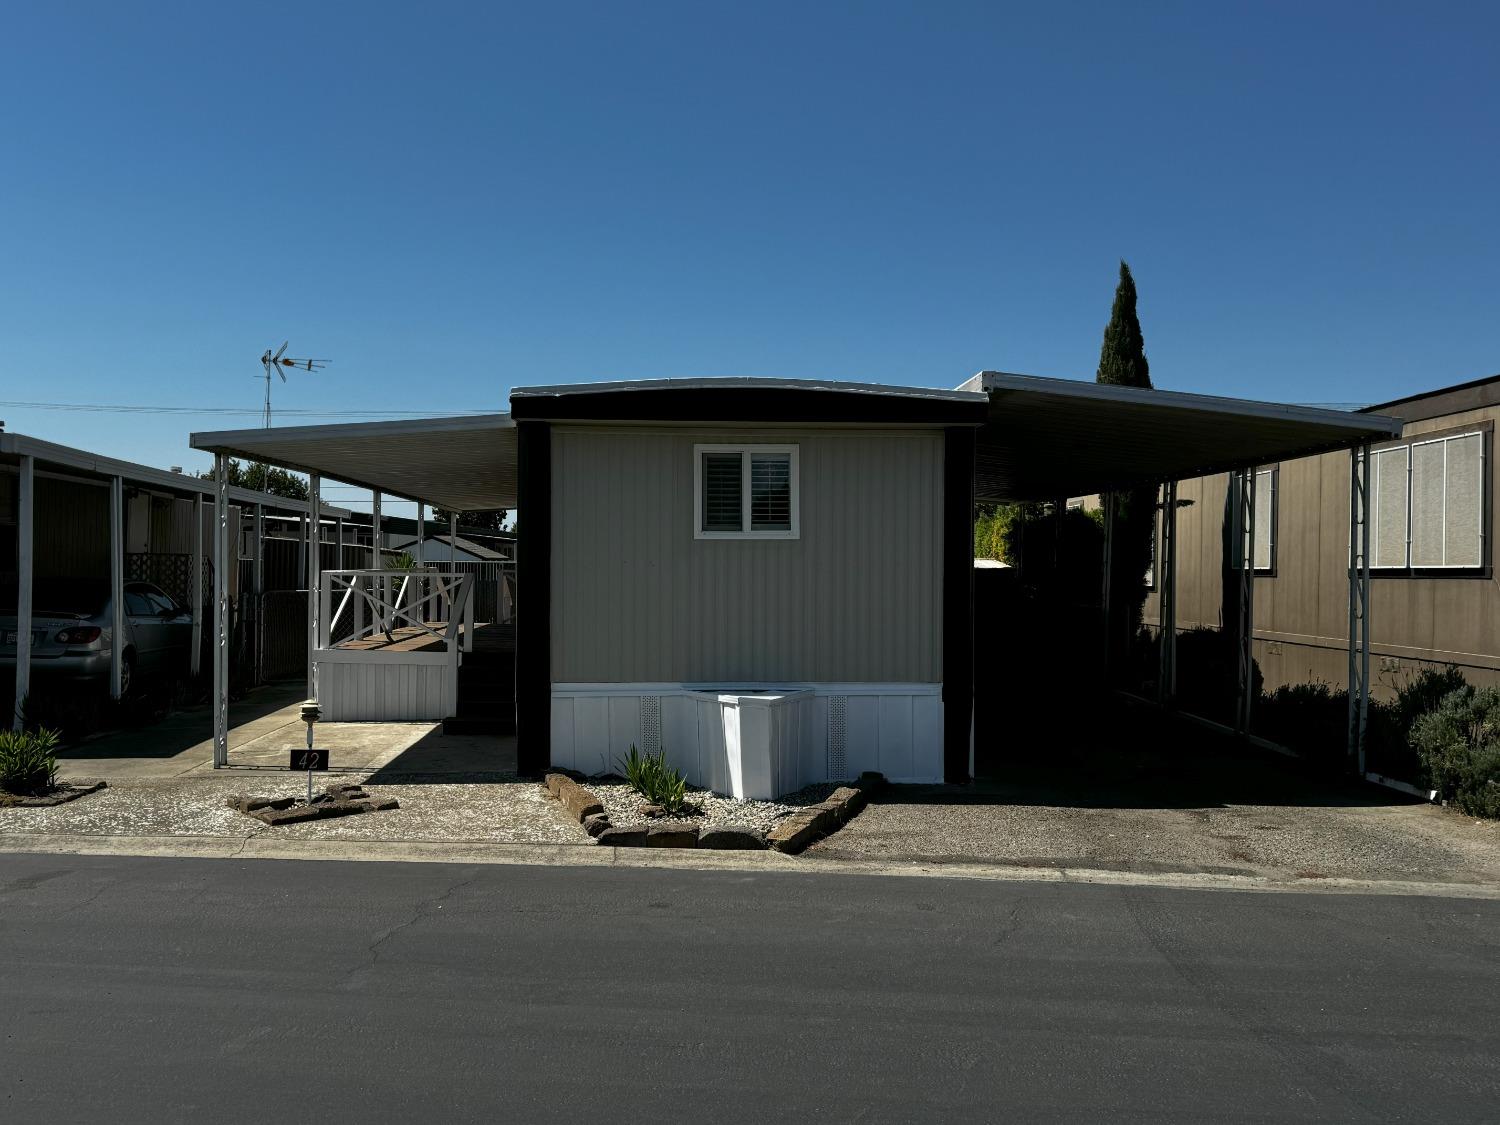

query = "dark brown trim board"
[510,385,989,427]
[515,421,552,776]
[943,427,976,784]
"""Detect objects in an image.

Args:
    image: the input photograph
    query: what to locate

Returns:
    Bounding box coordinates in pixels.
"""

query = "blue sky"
[2,1,1496,503]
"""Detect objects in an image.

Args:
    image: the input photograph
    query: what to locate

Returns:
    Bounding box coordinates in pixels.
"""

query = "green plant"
[385,551,418,571]
[1366,665,1471,781]
[1255,679,1350,773]
[0,727,61,795]
[618,744,688,813]
[1410,685,1500,818]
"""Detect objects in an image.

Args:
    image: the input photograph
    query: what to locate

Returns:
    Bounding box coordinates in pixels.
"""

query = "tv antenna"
[259,342,330,427]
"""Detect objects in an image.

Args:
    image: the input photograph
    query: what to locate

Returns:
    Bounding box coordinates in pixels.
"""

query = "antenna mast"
[259,342,330,427]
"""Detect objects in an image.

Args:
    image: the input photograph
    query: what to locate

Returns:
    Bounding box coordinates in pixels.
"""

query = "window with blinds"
[1229,468,1277,573]
[695,444,800,538]
[1368,431,1485,571]
[701,453,743,532]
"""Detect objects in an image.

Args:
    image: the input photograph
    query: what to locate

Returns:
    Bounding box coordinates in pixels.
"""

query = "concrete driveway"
[808,743,1500,887]
[53,681,515,780]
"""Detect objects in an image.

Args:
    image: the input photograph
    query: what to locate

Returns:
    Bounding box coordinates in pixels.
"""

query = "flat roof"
[510,377,989,425]
[190,414,517,512]
[965,372,1403,501]
[0,431,351,516]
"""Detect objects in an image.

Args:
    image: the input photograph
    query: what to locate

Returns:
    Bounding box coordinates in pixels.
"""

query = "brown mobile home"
[1145,373,1500,698]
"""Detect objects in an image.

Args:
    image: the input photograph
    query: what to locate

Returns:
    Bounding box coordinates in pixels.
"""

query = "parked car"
[0,580,195,696]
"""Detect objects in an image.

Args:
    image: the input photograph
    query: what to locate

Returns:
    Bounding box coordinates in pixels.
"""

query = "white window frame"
[693,443,800,540]
[1369,430,1486,572]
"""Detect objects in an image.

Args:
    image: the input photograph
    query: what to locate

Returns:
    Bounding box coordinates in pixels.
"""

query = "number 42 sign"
[291,748,329,771]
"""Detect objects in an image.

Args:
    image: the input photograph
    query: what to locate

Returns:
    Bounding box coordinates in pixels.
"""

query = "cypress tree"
[1097,261,1156,675]
[1097,261,1151,389]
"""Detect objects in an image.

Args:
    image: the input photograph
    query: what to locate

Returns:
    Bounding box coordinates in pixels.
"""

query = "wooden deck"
[333,621,514,655]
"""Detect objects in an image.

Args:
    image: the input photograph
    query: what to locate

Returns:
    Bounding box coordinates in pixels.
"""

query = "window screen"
[701,452,742,532]
[750,454,792,531]
[1252,469,1276,571]
[1371,446,1410,569]
[1444,434,1483,567]
[1410,441,1446,567]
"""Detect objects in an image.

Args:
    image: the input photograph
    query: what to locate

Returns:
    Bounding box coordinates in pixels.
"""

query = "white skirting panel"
[550,683,943,796]
[315,652,455,722]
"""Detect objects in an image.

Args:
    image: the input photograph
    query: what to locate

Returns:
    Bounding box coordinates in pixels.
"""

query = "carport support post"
[371,491,383,632]
[1236,467,1257,734]
[1157,480,1177,704]
[253,503,264,686]
[307,474,320,701]
[1100,490,1115,679]
[1347,443,1372,773]
[13,455,34,730]
[213,454,229,767]
[110,475,124,700]
[190,493,203,679]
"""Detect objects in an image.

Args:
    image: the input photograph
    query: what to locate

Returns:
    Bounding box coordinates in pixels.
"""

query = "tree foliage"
[1097,261,1156,665]
[195,459,308,501]
[432,507,508,532]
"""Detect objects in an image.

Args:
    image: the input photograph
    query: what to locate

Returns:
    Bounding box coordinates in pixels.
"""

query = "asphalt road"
[1,856,1497,1124]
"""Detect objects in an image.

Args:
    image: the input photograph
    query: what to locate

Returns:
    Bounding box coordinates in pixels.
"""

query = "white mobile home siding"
[549,426,945,684]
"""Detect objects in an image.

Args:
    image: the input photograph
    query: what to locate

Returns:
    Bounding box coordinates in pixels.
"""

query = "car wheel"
[118,652,135,697]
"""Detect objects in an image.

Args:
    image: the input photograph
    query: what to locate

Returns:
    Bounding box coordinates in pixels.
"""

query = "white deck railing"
[312,568,475,721]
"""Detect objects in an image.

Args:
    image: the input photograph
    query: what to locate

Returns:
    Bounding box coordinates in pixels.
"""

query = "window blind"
[1410,441,1446,566]
[1443,433,1483,567]
[749,454,792,531]
[701,452,743,532]
[1371,446,1410,568]
[1253,469,1276,570]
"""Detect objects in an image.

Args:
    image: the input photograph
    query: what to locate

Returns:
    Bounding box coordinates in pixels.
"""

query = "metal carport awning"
[962,371,1401,502]
[959,370,1405,780]
[189,414,518,512]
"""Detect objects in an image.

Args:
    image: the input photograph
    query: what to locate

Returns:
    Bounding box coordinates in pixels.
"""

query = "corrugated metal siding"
[551,427,944,683]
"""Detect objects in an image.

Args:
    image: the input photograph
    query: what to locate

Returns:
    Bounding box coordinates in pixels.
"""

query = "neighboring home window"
[694,444,799,539]
[1227,468,1278,574]
[1370,430,1486,571]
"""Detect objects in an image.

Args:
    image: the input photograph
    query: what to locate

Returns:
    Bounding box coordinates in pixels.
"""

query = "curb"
[5,831,1495,900]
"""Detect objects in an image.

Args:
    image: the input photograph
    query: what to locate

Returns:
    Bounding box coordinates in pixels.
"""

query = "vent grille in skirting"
[826,696,848,778]
[640,696,662,754]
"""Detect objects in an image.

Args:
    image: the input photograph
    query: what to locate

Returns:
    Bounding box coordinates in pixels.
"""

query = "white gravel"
[587,780,839,833]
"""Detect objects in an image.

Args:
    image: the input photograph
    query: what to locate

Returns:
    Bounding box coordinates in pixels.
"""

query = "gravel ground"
[587,780,839,832]
[0,773,585,845]
[807,789,1500,884]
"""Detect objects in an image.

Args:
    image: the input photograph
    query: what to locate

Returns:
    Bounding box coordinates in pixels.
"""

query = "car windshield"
[0,580,111,616]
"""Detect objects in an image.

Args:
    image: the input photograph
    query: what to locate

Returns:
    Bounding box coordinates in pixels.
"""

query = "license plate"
[5,631,45,646]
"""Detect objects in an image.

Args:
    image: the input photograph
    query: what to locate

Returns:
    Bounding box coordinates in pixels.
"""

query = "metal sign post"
[294,700,327,800]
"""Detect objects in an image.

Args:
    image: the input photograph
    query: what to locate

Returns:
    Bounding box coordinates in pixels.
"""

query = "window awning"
[962,372,1403,502]
[190,415,517,511]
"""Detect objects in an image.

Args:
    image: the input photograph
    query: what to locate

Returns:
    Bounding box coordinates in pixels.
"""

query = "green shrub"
[618,744,688,813]
[1410,686,1500,818]
[1366,665,1471,782]
[0,728,61,795]
[1255,680,1349,773]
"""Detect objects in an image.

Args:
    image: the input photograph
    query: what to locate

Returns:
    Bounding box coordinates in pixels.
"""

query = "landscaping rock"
[767,806,838,854]
[697,825,767,850]
[229,784,398,826]
[556,777,604,821]
[597,825,650,847]
[0,780,107,809]
[641,803,665,818]
[825,786,866,822]
[543,772,571,797]
[582,812,613,838]
[645,824,699,848]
